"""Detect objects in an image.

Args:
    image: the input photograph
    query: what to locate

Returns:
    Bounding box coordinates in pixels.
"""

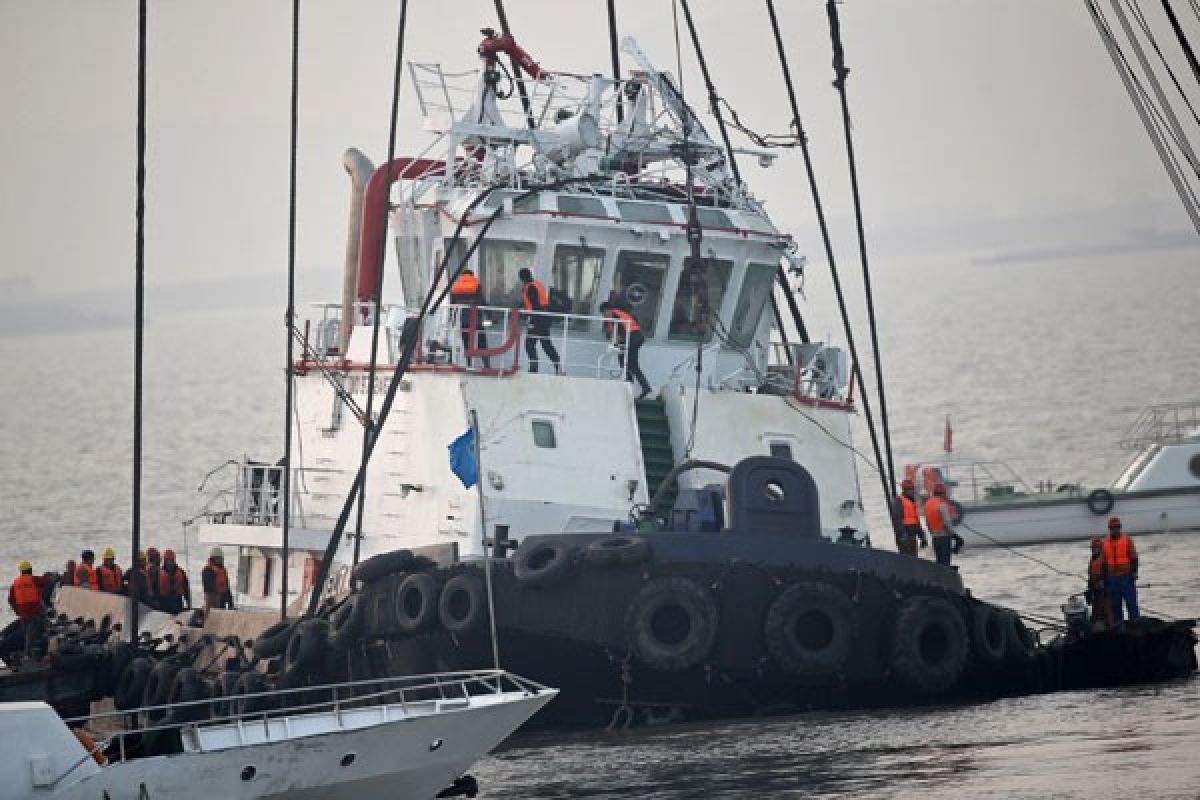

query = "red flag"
[943,415,953,453]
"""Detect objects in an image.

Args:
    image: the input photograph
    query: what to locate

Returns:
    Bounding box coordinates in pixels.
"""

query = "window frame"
[531,419,558,449]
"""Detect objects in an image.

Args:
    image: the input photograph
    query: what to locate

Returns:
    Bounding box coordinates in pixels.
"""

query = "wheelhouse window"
[770,442,794,461]
[480,190,540,212]
[613,251,670,335]
[557,195,608,216]
[696,208,732,228]
[668,257,732,341]
[479,240,537,307]
[729,262,777,348]
[617,201,674,224]
[531,419,557,448]
[551,245,605,316]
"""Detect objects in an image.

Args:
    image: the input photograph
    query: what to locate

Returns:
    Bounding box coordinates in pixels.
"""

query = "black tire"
[763,582,857,678]
[253,619,298,660]
[970,604,1008,663]
[395,573,440,635]
[107,642,134,696]
[329,596,365,649]
[1004,612,1038,663]
[625,576,719,672]
[513,539,574,587]
[352,550,415,585]
[210,670,241,719]
[284,619,330,679]
[141,662,180,723]
[1086,488,1115,515]
[438,573,487,635]
[167,668,210,722]
[948,500,965,526]
[114,657,153,711]
[234,671,274,715]
[585,536,651,567]
[890,596,969,694]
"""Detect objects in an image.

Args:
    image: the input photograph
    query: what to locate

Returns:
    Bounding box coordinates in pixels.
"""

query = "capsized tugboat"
[171,31,1196,729]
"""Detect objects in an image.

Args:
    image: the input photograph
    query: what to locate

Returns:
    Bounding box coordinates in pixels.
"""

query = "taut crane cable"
[1163,0,1200,83]
[280,0,301,617]
[607,0,624,124]
[1128,0,1200,126]
[677,0,743,188]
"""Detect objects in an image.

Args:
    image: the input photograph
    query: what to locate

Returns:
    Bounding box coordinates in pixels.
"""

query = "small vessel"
[908,401,1200,547]
[0,669,554,800]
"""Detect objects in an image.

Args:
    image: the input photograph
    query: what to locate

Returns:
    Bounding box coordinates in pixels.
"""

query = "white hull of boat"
[957,488,1200,547]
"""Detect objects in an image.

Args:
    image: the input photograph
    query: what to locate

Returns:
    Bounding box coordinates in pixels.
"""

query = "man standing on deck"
[123,551,152,605]
[156,549,191,614]
[96,548,123,594]
[601,301,653,401]
[894,479,928,557]
[145,547,162,610]
[8,561,45,659]
[1086,537,1114,629]
[202,548,234,611]
[74,550,98,591]
[518,267,561,374]
[1101,517,1140,624]
[923,483,958,567]
[451,268,491,369]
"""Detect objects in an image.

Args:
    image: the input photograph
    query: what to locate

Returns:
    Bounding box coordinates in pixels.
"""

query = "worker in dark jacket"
[8,561,46,659]
[202,548,234,611]
[123,552,152,605]
[156,549,191,614]
[518,267,561,374]
[1086,536,1113,629]
[601,301,652,400]
[894,478,928,557]
[145,547,162,610]
[451,269,491,368]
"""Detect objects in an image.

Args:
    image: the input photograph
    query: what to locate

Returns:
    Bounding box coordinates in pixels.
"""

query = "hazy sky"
[0,1,1193,302]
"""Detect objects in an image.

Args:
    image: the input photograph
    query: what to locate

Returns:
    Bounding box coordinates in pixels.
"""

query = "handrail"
[1119,400,1200,450]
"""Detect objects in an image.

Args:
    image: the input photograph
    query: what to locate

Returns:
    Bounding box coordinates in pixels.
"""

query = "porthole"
[341,753,356,767]
[241,766,257,781]
[532,419,557,448]
[1189,453,1200,480]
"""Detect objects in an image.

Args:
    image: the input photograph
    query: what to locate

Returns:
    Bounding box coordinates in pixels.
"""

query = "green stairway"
[635,397,677,517]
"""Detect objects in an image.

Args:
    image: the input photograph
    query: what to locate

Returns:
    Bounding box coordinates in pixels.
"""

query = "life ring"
[624,576,719,671]
[1086,488,1115,515]
[114,657,154,711]
[513,539,575,587]
[394,573,440,634]
[948,499,965,526]
[969,603,1007,663]
[329,596,364,649]
[141,662,180,723]
[889,596,968,694]
[253,619,298,660]
[352,550,415,584]
[234,671,273,715]
[1003,612,1038,663]
[209,670,241,719]
[585,535,651,567]
[284,619,331,679]
[71,729,109,766]
[763,582,857,678]
[167,668,210,721]
[439,573,487,634]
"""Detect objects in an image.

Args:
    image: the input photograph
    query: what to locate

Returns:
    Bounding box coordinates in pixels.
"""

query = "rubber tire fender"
[889,595,969,694]
[1086,488,1115,515]
[234,671,274,715]
[253,619,298,661]
[167,667,210,722]
[438,573,487,635]
[106,642,135,697]
[141,662,180,723]
[1004,612,1039,663]
[284,619,331,680]
[969,603,1008,663]
[763,581,857,678]
[329,595,365,649]
[114,657,154,711]
[352,550,415,585]
[624,576,719,672]
[394,573,440,635]
[585,535,651,567]
[513,539,575,587]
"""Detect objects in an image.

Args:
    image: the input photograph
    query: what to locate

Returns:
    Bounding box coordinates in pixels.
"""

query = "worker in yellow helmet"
[8,561,46,660]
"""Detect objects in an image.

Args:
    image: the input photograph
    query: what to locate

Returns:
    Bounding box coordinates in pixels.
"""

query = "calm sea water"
[2,249,1198,797]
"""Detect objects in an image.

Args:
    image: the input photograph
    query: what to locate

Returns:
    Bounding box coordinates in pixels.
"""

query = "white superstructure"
[189,35,864,610]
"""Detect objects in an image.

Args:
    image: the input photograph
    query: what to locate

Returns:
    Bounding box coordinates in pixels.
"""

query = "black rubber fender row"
[513,536,652,587]
[969,603,1039,665]
[350,571,491,640]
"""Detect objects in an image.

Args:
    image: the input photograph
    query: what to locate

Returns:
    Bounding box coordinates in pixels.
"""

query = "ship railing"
[926,459,1044,503]
[765,341,852,407]
[196,460,335,529]
[58,669,548,769]
[1119,400,1200,450]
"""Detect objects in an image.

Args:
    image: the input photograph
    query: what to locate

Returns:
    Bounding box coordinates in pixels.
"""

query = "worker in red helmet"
[1101,516,1140,624]
[893,478,928,557]
[1085,536,1113,630]
[923,483,958,567]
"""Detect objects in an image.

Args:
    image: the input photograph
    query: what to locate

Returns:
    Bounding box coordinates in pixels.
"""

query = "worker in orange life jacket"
[123,551,152,605]
[96,547,124,594]
[893,478,928,557]
[518,268,561,374]
[63,559,77,587]
[156,549,191,614]
[923,483,958,567]
[600,299,653,400]
[1101,516,1140,623]
[450,269,491,368]
[202,548,234,611]
[1086,536,1113,630]
[8,561,46,659]
[74,550,99,591]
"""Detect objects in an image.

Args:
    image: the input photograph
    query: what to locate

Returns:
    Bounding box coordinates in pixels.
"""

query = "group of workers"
[894,478,964,566]
[1086,516,1140,627]
[449,268,653,400]
[57,545,233,613]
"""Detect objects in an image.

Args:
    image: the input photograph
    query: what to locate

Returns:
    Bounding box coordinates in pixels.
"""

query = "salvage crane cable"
[1126,0,1200,128]
[1160,0,1200,87]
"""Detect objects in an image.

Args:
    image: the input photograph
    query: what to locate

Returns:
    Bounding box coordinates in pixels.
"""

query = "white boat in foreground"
[0,669,554,800]
[911,401,1200,547]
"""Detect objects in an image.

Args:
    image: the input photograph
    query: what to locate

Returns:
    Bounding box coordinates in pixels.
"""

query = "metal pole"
[281,0,300,620]
[129,0,147,638]
[471,410,501,670]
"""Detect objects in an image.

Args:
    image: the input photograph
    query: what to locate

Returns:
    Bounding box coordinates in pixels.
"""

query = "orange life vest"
[1102,535,1136,576]
[97,563,123,593]
[451,272,481,299]
[522,280,549,311]
[158,565,188,598]
[604,308,641,336]
[1088,555,1105,583]
[75,563,98,591]
[206,562,229,595]
[924,497,950,534]
[10,573,43,618]
[898,495,920,526]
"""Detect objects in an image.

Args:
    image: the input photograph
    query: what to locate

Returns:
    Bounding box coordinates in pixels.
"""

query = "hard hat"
[147,547,160,562]
[102,547,116,560]
[18,560,31,572]
[210,547,224,559]
[1107,516,1122,530]
[901,478,915,490]
[163,548,176,562]
[933,482,947,495]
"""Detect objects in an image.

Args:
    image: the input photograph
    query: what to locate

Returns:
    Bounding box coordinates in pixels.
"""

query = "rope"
[130,0,147,637]
[1160,0,1200,87]
[280,0,300,620]
[353,0,410,569]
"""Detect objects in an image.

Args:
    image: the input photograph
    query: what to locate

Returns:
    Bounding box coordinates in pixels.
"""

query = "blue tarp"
[448,427,478,489]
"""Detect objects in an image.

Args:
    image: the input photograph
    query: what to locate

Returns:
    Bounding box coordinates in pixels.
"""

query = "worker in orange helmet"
[1085,537,1113,629]
[923,483,958,567]
[893,478,928,557]
[1101,516,1140,624]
